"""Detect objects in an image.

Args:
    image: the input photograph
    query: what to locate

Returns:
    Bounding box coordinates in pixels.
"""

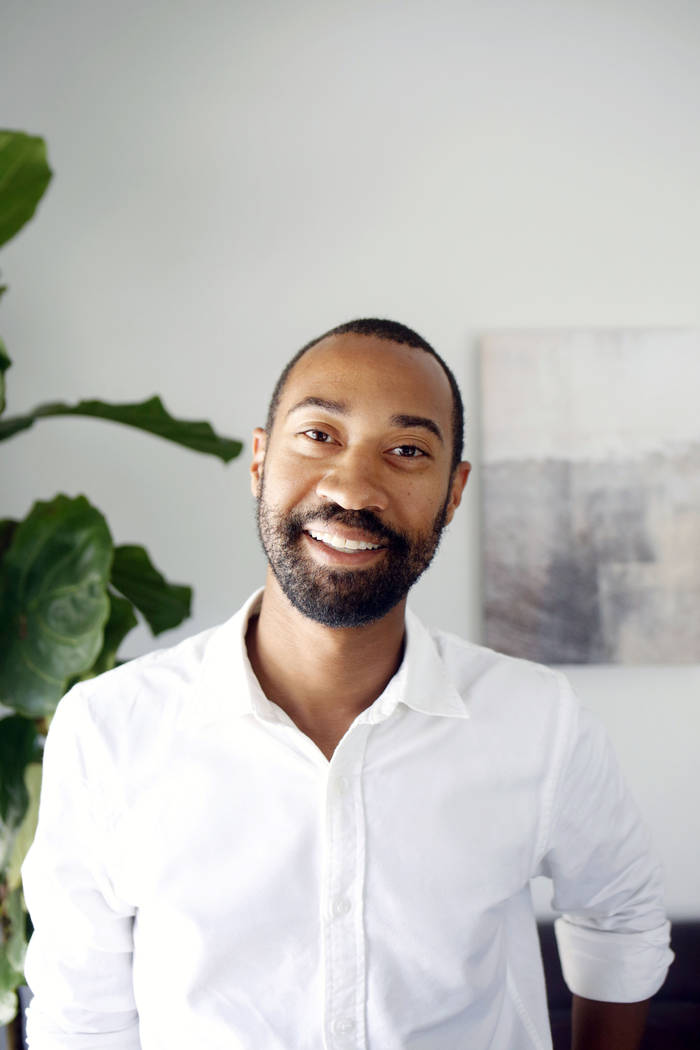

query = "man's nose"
[315,448,389,512]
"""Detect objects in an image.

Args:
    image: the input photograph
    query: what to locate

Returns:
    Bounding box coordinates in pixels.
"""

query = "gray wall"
[2,0,699,916]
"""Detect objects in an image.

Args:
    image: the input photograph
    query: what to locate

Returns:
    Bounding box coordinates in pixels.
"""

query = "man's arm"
[22,689,140,1049]
[538,681,673,1034]
[571,995,650,1050]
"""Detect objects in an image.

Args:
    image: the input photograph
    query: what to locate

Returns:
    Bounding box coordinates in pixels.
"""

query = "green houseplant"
[0,131,242,1042]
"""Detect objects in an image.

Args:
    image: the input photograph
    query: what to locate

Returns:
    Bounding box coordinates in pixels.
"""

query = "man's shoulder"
[84,620,218,692]
[422,620,576,718]
[56,611,242,744]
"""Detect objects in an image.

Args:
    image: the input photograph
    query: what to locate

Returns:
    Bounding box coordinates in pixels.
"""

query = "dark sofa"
[538,921,700,1049]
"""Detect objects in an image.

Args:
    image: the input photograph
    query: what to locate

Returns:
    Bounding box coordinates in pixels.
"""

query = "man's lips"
[304,526,387,553]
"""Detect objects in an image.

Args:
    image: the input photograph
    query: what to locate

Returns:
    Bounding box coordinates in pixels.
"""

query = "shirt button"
[333,1016,355,1037]
[335,775,350,795]
[331,896,352,917]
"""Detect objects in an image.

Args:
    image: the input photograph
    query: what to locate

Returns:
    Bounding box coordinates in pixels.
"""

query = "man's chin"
[285,592,402,630]
[275,566,405,629]
[257,495,446,628]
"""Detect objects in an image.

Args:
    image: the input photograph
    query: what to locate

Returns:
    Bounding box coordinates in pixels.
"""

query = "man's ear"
[444,461,471,526]
[250,427,267,497]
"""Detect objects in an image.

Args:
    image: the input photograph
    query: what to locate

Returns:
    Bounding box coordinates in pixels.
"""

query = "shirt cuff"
[553,917,674,1002]
[25,1002,141,1050]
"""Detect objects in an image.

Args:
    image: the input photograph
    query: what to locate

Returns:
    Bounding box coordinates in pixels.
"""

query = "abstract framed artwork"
[480,329,700,664]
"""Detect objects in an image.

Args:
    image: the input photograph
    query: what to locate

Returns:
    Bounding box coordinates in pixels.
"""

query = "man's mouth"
[306,528,384,552]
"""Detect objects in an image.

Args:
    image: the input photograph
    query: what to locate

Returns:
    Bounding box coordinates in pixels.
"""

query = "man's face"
[251,334,470,628]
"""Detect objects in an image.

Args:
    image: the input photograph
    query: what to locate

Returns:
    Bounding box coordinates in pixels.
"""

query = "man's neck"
[245,571,407,759]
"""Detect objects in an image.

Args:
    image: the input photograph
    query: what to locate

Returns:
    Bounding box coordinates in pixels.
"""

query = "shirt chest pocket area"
[365,765,541,914]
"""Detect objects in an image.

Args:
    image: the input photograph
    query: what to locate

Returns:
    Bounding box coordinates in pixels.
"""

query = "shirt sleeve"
[21,689,141,1049]
[536,677,674,1003]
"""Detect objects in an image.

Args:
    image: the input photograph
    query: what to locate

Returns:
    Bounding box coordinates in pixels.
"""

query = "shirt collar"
[195,590,469,726]
[193,590,265,725]
[358,606,470,724]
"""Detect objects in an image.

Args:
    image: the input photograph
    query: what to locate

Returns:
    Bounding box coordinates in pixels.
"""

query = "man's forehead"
[277,333,454,417]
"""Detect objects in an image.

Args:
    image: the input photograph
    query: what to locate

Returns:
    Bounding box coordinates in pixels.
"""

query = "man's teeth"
[307,529,382,551]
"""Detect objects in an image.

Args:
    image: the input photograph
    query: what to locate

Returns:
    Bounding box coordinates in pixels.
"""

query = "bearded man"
[23,319,672,1050]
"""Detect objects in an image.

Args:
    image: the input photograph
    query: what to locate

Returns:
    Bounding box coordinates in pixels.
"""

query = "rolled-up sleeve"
[21,690,140,1049]
[538,680,673,1003]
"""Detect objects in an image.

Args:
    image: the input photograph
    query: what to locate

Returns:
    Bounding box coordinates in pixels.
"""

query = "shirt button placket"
[322,729,369,1050]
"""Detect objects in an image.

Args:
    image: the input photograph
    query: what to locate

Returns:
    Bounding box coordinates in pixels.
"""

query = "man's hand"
[571,994,650,1050]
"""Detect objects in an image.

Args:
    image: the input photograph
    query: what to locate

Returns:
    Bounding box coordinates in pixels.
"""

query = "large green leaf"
[5,763,42,893]
[90,590,138,675]
[0,131,52,250]
[0,953,21,1025]
[111,545,191,635]
[0,395,243,461]
[0,412,32,440]
[3,887,27,974]
[0,717,39,870]
[0,518,17,560]
[0,495,112,717]
[0,340,9,416]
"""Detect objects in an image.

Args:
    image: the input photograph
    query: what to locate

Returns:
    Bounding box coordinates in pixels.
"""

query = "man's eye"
[303,429,333,443]
[390,445,425,458]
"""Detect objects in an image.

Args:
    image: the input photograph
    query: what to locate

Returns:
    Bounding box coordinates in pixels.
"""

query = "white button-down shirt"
[22,591,672,1050]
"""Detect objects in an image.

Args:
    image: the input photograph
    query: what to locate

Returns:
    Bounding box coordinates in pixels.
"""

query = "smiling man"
[246,327,469,760]
[23,319,672,1050]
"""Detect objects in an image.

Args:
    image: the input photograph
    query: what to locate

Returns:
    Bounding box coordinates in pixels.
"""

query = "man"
[23,319,672,1049]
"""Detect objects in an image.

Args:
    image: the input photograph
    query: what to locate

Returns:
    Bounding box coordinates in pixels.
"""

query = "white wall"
[2,0,698,917]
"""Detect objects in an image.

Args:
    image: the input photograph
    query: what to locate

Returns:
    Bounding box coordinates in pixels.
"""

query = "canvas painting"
[480,329,700,664]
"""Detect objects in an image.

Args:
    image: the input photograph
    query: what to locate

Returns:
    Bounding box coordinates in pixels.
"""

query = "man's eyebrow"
[286,396,348,417]
[285,399,444,444]
[390,414,444,443]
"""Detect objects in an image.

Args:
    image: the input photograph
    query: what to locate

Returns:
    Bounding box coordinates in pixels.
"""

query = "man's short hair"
[265,318,465,474]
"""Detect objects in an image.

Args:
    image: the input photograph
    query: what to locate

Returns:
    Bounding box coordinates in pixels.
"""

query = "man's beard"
[256,480,449,628]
